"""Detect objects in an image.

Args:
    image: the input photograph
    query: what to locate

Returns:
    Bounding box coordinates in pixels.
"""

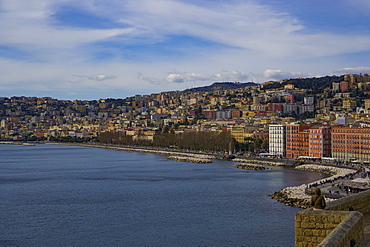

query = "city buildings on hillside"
[2,74,370,163]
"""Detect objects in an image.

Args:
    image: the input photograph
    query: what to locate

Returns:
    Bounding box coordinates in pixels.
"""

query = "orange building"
[202,110,216,119]
[309,126,332,158]
[340,81,349,92]
[232,110,242,119]
[286,124,313,158]
[267,103,283,113]
[332,126,370,161]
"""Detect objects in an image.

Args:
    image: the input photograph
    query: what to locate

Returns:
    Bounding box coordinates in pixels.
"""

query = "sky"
[1,0,370,100]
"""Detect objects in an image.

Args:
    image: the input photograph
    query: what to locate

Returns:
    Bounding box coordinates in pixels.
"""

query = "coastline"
[44,143,364,209]
[0,141,303,246]
[1,141,360,208]
[45,142,217,161]
[269,164,358,208]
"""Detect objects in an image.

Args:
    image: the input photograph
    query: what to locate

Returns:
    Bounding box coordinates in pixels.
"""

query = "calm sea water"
[0,144,325,246]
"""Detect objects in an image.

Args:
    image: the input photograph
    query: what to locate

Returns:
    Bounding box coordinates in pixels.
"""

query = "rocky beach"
[167,155,212,163]
[234,163,266,170]
[269,164,358,208]
[232,158,288,166]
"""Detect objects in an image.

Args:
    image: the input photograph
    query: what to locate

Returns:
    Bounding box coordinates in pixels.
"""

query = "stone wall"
[295,190,370,246]
[317,212,362,247]
[295,210,362,247]
[325,189,370,213]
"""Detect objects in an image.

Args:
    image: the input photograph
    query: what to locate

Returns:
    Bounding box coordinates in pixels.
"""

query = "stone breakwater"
[235,163,265,170]
[47,143,216,161]
[232,158,287,166]
[270,164,356,208]
[168,155,212,164]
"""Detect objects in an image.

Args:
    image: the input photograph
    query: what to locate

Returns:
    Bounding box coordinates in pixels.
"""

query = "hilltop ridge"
[181,75,345,94]
[183,82,258,93]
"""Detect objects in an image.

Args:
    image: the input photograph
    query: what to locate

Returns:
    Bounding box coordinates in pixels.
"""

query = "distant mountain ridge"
[182,75,346,94]
[183,82,259,93]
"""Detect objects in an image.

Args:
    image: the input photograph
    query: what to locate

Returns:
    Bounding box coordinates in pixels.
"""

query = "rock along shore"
[232,158,288,166]
[235,163,266,170]
[46,142,216,161]
[167,155,212,164]
[269,164,356,208]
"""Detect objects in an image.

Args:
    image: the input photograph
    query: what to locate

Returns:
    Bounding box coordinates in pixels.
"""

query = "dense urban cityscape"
[2,73,370,162]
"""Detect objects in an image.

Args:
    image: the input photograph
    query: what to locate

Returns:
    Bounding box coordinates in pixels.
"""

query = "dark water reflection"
[0,145,325,246]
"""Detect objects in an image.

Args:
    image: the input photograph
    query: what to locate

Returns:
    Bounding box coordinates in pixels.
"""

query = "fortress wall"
[295,190,370,247]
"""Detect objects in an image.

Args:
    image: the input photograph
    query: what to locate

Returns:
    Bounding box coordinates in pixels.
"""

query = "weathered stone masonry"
[295,189,370,247]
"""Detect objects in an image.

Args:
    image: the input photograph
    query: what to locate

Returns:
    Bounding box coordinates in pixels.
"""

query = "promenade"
[301,164,370,246]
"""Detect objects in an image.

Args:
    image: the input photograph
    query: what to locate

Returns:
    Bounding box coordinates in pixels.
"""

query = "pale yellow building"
[231,126,245,143]
[342,100,357,110]
[364,99,370,110]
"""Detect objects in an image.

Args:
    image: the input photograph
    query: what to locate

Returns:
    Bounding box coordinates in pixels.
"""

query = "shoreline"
[45,142,217,160]
[1,141,360,208]
[44,143,363,209]
[269,164,359,208]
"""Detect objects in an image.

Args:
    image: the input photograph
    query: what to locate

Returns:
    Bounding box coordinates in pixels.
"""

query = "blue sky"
[0,0,370,100]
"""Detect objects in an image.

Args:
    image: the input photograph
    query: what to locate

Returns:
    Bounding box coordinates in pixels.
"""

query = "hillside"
[262,75,344,94]
[183,82,258,93]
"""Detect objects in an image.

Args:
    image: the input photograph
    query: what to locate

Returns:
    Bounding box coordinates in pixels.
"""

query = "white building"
[304,96,315,105]
[216,111,231,120]
[269,124,286,157]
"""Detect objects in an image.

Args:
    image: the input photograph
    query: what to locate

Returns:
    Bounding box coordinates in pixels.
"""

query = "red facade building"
[332,126,370,161]
[309,126,332,158]
[286,124,313,158]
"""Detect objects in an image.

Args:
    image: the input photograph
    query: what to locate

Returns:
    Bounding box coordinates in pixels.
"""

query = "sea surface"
[0,144,325,246]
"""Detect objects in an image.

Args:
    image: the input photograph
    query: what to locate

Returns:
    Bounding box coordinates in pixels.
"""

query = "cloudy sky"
[1,0,370,100]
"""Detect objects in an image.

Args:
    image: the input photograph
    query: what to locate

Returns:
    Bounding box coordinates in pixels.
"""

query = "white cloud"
[166,74,185,83]
[113,0,370,59]
[333,67,370,75]
[263,70,303,80]
[214,70,249,82]
[72,74,117,81]
[0,0,369,99]
[0,0,134,64]
[165,70,249,83]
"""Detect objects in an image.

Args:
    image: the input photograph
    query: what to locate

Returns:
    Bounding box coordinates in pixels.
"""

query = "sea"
[0,144,325,246]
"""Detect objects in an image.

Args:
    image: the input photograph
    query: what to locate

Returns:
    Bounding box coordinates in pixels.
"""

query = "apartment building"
[268,124,286,157]
[285,124,312,158]
[309,126,332,158]
[332,126,370,161]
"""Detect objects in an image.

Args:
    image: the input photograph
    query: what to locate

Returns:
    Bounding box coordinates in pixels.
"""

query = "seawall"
[295,189,370,246]
[270,164,357,208]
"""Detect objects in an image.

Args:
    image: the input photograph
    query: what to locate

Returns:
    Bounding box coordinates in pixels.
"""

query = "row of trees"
[98,130,236,152]
[97,130,268,154]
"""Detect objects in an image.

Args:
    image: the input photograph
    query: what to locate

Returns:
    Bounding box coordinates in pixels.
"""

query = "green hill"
[262,75,344,94]
[183,82,259,93]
